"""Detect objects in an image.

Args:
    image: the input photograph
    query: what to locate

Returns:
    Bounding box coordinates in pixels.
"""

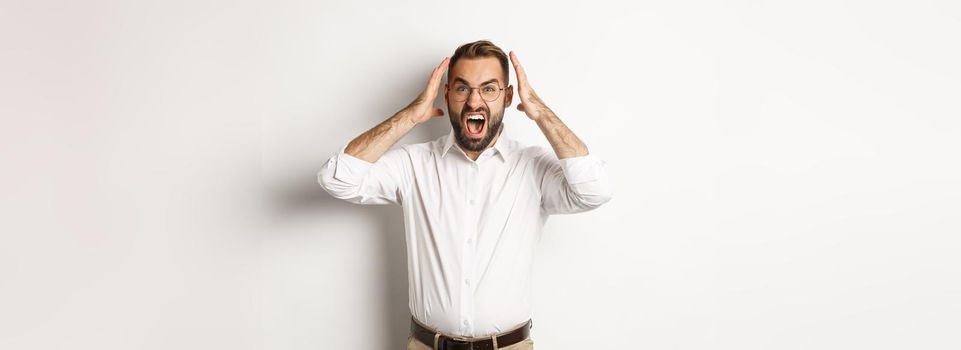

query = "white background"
[2,0,959,349]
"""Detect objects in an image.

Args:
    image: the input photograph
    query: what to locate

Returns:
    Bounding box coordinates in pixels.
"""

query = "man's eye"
[483,86,496,93]
[455,86,469,93]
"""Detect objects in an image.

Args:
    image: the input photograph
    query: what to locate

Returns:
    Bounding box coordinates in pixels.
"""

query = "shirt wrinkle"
[317,128,612,337]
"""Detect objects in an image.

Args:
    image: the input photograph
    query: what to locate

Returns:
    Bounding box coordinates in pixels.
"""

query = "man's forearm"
[344,111,418,163]
[339,56,447,163]
[535,111,589,159]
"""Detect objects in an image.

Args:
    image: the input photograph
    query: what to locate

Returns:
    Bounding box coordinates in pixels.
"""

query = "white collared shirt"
[317,129,612,337]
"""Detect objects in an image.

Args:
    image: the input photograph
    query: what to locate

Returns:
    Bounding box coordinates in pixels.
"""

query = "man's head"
[445,40,513,153]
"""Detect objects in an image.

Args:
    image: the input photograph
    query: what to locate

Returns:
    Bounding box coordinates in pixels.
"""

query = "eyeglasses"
[449,82,508,102]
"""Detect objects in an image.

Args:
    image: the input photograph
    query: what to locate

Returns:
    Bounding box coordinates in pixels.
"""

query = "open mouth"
[464,112,486,138]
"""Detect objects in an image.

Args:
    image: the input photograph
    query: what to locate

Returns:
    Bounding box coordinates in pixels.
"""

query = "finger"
[517,103,525,112]
[509,51,529,87]
[421,58,449,105]
[427,57,450,90]
[430,108,444,117]
[438,56,450,71]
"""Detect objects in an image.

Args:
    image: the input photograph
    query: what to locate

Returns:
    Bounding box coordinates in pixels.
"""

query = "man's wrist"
[532,108,557,125]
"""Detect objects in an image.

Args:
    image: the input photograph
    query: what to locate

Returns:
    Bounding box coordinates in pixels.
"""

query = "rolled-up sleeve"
[536,150,613,215]
[317,146,410,205]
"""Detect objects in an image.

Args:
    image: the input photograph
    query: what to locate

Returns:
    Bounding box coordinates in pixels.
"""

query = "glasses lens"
[480,84,500,101]
[452,84,470,101]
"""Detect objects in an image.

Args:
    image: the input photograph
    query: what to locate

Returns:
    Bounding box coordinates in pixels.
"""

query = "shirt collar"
[439,128,512,162]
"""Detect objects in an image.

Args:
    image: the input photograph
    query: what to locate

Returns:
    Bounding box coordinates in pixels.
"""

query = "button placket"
[459,241,475,334]
[460,161,480,335]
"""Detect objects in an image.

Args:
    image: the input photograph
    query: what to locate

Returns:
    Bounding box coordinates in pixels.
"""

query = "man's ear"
[444,83,449,105]
[505,85,514,107]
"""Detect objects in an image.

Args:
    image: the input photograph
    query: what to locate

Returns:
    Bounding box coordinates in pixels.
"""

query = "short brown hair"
[449,40,509,86]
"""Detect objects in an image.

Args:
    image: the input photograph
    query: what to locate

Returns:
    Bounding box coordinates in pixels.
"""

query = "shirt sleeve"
[535,150,613,215]
[316,145,411,205]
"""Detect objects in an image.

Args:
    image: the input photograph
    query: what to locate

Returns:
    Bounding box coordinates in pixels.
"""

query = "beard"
[449,105,504,153]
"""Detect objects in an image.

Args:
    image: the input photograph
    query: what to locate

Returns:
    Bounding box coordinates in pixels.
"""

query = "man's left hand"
[510,51,553,121]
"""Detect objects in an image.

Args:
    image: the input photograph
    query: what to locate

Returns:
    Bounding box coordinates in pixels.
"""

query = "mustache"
[460,107,489,116]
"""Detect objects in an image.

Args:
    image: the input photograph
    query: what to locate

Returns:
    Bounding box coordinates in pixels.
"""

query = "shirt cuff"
[559,154,607,185]
[331,146,374,185]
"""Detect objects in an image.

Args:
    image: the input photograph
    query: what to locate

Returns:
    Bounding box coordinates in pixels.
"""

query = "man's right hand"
[404,57,450,125]
[343,57,451,163]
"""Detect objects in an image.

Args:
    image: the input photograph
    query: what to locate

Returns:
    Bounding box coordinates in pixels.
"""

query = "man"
[318,40,612,350]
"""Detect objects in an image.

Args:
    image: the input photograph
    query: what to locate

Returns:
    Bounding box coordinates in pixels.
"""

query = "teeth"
[466,114,485,121]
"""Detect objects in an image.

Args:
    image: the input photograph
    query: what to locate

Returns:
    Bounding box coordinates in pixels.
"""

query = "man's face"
[445,57,513,153]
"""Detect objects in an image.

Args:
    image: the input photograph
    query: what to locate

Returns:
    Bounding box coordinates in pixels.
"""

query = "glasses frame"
[448,82,511,102]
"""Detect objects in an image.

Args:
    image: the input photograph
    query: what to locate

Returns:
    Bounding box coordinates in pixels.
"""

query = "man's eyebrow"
[453,77,501,86]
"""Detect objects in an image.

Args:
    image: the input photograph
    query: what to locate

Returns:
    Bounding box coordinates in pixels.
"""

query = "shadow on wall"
[267,71,451,347]
[273,185,411,346]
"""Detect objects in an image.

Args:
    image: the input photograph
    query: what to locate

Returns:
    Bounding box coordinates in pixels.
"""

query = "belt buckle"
[442,336,473,350]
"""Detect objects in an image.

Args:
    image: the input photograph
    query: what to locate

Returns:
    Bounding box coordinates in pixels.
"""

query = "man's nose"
[466,89,485,109]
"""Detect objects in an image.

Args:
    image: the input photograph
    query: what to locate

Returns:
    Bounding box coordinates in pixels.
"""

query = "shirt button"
[469,199,475,205]
[463,319,469,326]
[465,278,471,286]
[466,238,473,246]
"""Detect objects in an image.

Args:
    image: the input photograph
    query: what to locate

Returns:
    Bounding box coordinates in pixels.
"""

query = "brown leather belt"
[410,316,531,350]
